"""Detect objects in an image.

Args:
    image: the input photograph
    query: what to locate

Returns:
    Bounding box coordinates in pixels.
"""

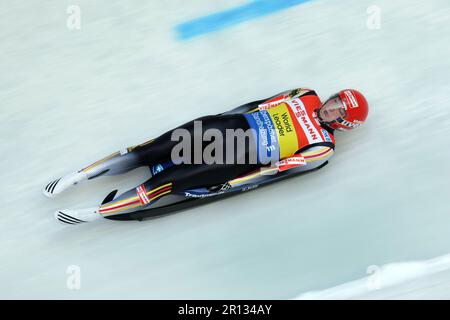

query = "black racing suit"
[133,114,259,192]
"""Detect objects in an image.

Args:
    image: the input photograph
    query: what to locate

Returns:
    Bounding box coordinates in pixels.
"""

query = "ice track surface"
[1,0,449,299]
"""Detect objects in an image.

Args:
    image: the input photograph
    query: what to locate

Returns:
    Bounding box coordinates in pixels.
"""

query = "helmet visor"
[319,95,347,123]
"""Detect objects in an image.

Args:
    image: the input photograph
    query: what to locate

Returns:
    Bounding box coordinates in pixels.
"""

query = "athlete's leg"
[98,161,259,219]
[43,146,144,198]
[45,114,251,198]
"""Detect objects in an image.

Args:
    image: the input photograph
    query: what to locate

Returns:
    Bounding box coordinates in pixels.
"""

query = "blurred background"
[0,0,449,299]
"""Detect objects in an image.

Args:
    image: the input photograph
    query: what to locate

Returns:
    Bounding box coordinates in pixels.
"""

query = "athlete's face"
[319,96,347,122]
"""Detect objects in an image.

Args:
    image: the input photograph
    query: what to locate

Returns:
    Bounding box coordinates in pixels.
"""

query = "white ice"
[0,0,449,299]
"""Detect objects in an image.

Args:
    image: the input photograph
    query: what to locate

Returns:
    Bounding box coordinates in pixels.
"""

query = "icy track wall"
[0,0,449,299]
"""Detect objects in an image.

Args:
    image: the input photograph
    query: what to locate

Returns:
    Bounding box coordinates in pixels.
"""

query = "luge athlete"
[44,88,369,224]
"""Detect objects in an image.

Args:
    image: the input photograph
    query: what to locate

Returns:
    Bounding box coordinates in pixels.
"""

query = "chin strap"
[315,107,324,122]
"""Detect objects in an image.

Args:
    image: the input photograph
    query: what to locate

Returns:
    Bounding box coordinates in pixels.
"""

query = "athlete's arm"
[219,98,268,115]
[226,145,334,189]
[220,88,314,115]
[267,145,334,174]
[294,145,334,169]
[257,88,316,110]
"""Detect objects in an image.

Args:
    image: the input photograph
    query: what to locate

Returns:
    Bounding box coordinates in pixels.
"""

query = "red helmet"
[319,89,369,131]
